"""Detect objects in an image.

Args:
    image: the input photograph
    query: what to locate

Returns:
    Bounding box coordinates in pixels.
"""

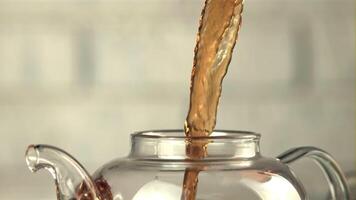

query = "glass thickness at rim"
[132,129,261,140]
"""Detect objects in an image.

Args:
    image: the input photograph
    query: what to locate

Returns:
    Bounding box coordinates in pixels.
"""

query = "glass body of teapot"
[25,130,350,200]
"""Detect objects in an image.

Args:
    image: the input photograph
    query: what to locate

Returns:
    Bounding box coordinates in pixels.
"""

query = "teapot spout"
[25,144,101,200]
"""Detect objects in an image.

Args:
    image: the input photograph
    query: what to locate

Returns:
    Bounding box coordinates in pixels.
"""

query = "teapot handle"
[277,146,350,199]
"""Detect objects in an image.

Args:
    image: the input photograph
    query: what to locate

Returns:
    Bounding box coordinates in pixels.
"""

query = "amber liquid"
[182,0,244,199]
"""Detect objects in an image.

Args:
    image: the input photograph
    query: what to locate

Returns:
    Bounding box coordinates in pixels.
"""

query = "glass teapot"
[25,130,350,200]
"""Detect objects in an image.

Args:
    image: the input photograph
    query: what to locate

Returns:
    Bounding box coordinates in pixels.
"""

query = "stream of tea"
[182,0,244,200]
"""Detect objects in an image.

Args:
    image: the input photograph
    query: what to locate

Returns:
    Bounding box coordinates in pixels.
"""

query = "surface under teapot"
[25,130,350,199]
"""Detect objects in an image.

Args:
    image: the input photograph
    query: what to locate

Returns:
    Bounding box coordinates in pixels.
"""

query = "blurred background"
[0,0,354,199]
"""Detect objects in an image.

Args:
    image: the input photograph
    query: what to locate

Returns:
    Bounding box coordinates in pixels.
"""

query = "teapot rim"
[131,129,261,140]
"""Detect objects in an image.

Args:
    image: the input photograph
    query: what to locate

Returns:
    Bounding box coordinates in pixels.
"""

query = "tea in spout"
[25,144,101,200]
